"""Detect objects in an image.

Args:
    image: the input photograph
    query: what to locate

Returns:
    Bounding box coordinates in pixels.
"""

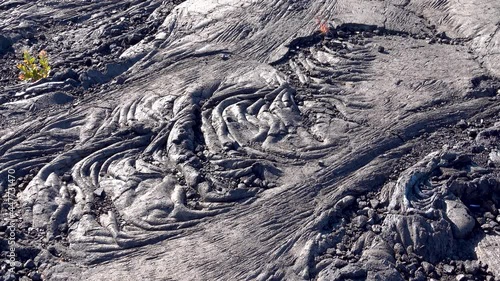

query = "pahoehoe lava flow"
[0,0,500,280]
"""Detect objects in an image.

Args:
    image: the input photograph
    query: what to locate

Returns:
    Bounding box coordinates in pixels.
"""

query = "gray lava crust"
[0,0,500,280]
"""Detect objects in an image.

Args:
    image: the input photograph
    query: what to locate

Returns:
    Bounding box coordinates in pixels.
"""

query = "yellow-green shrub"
[17,50,51,82]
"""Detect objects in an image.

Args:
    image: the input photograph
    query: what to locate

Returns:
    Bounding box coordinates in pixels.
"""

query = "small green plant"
[17,50,51,82]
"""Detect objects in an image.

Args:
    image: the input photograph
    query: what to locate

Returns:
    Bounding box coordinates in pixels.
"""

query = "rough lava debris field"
[0,0,500,280]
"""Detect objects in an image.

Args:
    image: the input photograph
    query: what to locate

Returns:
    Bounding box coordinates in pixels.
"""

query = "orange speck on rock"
[316,17,330,35]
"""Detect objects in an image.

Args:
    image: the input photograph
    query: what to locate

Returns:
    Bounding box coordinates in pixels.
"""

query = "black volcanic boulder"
[0,34,13,55]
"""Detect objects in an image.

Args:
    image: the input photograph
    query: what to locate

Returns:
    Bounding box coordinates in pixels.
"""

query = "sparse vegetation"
[17,50,51,82]
[316,17,330,35]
